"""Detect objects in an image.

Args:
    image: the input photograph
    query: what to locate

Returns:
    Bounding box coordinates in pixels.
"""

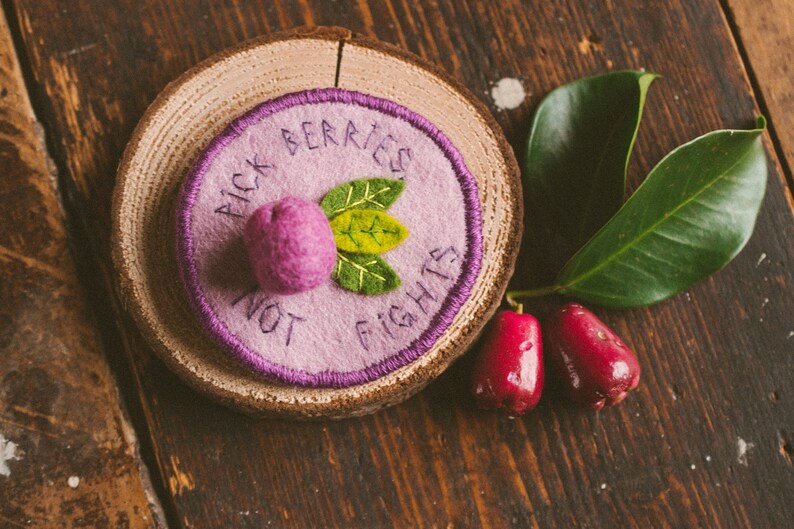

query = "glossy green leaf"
[330,209,408,254]
[524,71,658,247]
[556,118,767,308]
[332,251,401,295]
[320,178,405,218]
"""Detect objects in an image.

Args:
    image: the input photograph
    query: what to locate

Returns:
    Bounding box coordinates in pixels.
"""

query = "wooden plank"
[7,1,794,527]
[724,0,794,186]
[0,8,165,529]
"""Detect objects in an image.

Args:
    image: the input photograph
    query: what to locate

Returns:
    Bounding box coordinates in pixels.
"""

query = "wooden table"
[1,1,792,528]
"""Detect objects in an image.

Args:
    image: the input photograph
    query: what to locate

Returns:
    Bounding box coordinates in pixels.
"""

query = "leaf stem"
[505,285,561,307]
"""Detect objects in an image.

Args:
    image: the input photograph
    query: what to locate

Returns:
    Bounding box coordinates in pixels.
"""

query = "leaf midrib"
[559,139,756,291]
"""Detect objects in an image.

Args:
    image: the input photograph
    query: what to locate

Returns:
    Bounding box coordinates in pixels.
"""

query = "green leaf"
[556,118,768,308]
[332,251,401,295]
[330,209,408,254]
[524,71,658,248]
[320,178,406,218]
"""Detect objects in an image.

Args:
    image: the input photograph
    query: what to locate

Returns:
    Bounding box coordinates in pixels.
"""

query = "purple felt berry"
[244,196,337,295]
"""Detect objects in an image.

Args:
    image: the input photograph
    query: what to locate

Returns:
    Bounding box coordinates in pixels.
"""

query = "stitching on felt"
[320,178,406,218]
[331,181,392,215]
[175,87,484,388]
[334,251,387,289]
[333,213,399,248]
[327,204,407,291]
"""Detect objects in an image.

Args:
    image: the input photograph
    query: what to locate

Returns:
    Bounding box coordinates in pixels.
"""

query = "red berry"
[545,303,640,410]
[470,309,544,415]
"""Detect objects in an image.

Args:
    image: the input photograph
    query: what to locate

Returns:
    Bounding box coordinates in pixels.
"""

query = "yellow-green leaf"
[330,210,408,254]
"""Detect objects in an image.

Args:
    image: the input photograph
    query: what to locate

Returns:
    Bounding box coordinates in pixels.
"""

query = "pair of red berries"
[471,303,641,414]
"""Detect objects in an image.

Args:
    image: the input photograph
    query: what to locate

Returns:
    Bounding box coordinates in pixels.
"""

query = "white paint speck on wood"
[737,437,754,466]
[0,434,21,477]
[491,78,526,110]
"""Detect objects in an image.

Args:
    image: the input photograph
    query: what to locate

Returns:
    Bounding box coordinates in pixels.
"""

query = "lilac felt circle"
[176,88,482,388]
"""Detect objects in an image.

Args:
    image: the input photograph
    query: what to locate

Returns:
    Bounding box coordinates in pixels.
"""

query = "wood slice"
[111,26,521,419]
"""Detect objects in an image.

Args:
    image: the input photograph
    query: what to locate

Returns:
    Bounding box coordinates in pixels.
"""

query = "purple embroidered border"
[176,88,483,388]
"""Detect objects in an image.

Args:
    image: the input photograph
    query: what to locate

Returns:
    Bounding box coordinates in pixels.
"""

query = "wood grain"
[0,8,164,529]
[6,0,794,528]
[724,0,794,187]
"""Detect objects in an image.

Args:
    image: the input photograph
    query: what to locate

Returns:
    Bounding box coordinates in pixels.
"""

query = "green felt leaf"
[320,178,406,218]
[555,118,768,308]
[330,209,408,254]
[524,71,658,248]
[332,251,401,295]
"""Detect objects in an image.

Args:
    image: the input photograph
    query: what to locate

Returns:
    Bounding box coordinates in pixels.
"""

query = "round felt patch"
[176,88,482,387]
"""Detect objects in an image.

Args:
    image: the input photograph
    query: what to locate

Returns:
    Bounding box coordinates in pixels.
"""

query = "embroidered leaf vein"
[332,251,401,295]
[320,178,405,218]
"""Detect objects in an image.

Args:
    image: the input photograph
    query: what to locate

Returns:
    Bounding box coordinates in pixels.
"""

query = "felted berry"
[244,196,337,295]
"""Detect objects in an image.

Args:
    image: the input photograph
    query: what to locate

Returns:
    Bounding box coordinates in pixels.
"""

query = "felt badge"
[175,88,484,388]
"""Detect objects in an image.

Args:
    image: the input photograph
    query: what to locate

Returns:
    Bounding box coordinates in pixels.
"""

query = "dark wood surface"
[3,1,793,528]
[725,0,794,185]
[0,9,162,529]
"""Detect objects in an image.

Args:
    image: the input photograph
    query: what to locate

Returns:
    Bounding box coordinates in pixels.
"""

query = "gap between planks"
[717,0,794,204]
[0,2,173,527]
